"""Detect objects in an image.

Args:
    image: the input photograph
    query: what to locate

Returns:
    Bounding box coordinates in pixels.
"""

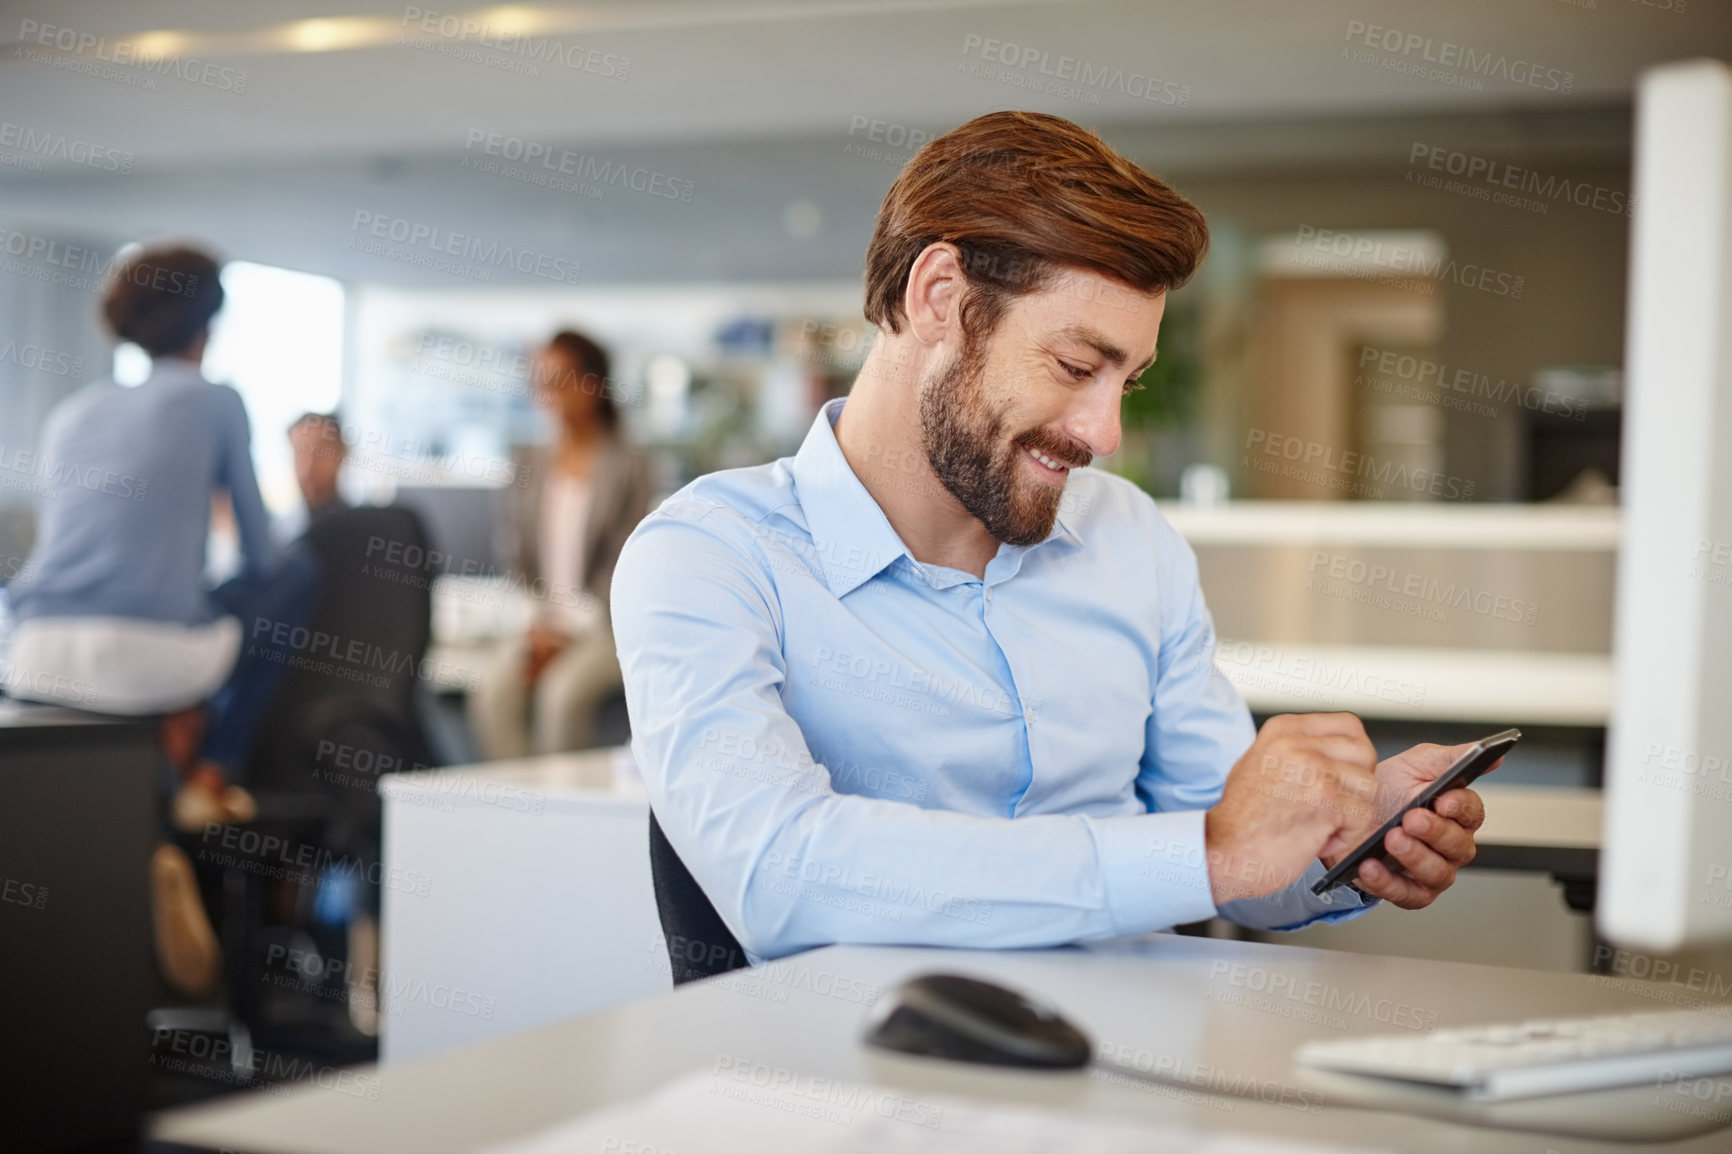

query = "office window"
[115,260,345,514]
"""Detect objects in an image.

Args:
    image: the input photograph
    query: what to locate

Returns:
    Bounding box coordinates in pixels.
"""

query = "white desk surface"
[153,936,1727,1154]
[381,747,645,806]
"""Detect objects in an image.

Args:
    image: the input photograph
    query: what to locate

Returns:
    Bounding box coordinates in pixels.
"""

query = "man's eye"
[1122,379,1146,396]
[1060,361,1091,381]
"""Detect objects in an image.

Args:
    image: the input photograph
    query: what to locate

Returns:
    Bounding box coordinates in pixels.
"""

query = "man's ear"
[902,242,966,349]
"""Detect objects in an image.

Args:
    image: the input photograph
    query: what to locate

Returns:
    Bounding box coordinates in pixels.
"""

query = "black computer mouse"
[863,972,1093,1069]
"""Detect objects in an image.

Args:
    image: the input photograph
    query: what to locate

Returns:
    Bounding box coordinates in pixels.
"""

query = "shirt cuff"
[1087,808,1219,936]
[1209,858,1382,932]
[1281,859,1381,929]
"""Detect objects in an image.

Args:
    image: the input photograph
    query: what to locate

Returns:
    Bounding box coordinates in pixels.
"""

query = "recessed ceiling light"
[283,18,381,54]
[129,30,188,61]
[479,6,560,37]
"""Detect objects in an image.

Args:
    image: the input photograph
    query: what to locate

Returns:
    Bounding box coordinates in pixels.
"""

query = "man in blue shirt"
[612,111,1486,966]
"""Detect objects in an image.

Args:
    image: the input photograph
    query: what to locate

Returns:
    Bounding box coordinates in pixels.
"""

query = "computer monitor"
[390,484,506,579]
[1599,59,1732,951]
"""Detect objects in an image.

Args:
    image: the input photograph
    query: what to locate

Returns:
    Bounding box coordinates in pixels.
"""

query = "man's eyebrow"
[1055,324,1157,376]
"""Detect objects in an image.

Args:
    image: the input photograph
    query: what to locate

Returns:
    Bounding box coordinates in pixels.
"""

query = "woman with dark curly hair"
[4,242,320,995]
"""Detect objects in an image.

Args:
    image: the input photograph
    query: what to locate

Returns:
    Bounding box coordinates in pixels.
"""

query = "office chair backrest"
[302,505,434,718]
[245,504,435,795]
[648,810,749,984]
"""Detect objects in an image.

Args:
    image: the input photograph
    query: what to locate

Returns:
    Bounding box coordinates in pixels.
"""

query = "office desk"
[153,935,1730,1153]
[378,747,665,1065]
[0,702,159,1153]
[380,759,1607,1065]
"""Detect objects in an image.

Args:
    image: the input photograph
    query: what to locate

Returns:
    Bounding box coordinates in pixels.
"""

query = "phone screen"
[1311,728,1521,895]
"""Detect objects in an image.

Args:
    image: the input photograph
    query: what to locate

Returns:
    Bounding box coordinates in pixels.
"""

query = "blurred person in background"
[273,411,350,544]
[468,330,650,759]
[2,243,321,996]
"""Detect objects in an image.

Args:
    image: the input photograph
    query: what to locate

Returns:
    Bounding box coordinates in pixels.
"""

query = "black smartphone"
[1311,727,1521,895]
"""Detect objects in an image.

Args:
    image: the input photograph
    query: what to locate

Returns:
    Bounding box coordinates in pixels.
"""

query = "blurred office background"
[1,0,1727,1137]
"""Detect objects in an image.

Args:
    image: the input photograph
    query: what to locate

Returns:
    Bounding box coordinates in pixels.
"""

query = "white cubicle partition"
[378,748,670,1065]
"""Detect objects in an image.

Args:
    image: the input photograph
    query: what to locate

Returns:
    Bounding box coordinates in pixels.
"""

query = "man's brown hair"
[101,244,224,357]
[863,111,1208,340]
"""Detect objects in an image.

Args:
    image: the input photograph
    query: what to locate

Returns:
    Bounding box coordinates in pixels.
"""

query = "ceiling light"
[129,30,188,61]
[478,6,561,37]
[282,18,382,54]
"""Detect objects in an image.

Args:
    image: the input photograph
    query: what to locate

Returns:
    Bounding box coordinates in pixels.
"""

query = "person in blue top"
[612,112,1491,966]
[4,244,320,993]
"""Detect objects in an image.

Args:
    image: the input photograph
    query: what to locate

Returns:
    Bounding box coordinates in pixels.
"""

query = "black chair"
[247,505,434,778]
[246,505,435,827]
[211,504,438,1038]
[648,810,749,984]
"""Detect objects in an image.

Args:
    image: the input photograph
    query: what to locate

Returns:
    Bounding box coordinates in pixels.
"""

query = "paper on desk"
[483,1067,1387,1154]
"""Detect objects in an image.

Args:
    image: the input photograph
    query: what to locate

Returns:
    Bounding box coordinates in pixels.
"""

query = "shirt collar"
[790,398,909,598]
[789,398,1083,599]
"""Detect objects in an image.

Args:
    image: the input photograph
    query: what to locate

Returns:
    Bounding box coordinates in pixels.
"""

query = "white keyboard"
[1296,1008,1732,1101]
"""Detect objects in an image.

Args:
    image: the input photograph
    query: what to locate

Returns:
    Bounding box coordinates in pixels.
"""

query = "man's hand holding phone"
[1317,739,1500,908]
[1203,712,1381,905]
[1203,714,1494,910]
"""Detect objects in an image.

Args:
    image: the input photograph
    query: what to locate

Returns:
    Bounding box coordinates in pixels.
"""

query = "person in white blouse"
[468,331,651,759]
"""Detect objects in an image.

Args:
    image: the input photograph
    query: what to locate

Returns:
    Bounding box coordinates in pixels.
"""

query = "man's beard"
[917,339,1092,547]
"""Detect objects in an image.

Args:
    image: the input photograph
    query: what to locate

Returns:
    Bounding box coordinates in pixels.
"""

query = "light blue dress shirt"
[612,398,1372,962]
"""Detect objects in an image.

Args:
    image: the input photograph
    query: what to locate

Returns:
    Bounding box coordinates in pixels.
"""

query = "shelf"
[1216,642,1612,726]
[1161,501,1620,551]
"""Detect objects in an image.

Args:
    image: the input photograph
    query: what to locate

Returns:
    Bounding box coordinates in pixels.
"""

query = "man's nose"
[1065,385,1123,460]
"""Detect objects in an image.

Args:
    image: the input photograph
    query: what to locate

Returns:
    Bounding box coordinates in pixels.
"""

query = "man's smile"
[1023,443,1073,481]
